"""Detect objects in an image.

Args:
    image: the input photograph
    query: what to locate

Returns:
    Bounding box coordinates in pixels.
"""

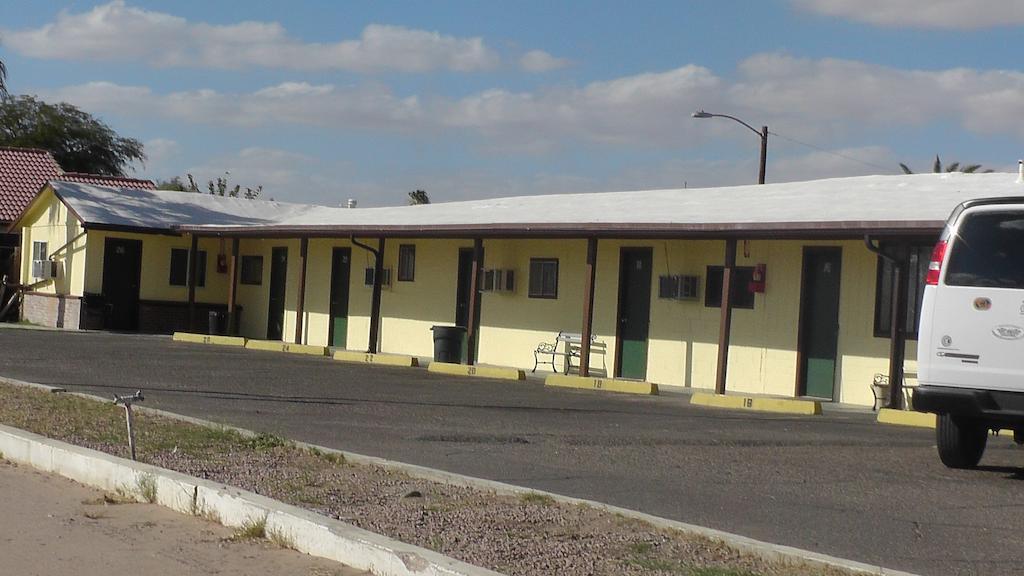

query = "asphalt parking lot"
[2,328,1023,576]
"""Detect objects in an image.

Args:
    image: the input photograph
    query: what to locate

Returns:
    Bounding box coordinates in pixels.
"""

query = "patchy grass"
[136,472,158,503]
[230,516,268,541]
[0,382,857,576]
[519,492,556,506]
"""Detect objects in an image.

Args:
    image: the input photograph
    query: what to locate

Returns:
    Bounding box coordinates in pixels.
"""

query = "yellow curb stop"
[544,373,658,395]
[172,332,247,347]
[333,350,419,367]
[690,392,821,415]
[245,339,327,356]
[877,408,936,428]
[427,362,525,381]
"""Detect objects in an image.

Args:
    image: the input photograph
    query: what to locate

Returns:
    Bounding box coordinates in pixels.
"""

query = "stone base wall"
[22,292,82,329]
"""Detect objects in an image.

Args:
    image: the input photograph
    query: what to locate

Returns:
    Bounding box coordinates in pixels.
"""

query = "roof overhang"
[175,219,945,240]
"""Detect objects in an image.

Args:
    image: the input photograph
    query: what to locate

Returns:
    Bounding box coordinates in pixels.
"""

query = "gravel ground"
[0,382,851,576]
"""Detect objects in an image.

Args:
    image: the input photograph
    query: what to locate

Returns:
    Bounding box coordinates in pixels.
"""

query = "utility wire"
[767,130,898,173]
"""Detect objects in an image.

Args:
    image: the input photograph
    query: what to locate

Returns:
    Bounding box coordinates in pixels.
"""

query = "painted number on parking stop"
[592,379,604,389]
[467,366,477,375]
[743,398,753,408]
[364,354,374,363]
[202,336,212,344]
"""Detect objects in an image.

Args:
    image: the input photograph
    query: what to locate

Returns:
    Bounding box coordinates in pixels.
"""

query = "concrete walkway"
[0,458,368,576]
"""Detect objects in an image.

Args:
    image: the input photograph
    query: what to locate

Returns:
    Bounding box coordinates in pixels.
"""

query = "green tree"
[187,173,262,200]
[899,155,993,175]
[156,176,188,191]
[0,95,144,176]
[407,189,431,205]
[0,59,8,99]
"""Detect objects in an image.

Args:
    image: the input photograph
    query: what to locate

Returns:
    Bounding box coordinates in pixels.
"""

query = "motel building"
[11,172,1024,409]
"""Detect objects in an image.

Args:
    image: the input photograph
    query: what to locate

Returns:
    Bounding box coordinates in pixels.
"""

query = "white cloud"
[519,50,571,72]
[40,55,1024,160]
[3,1,499,72]
[184,147,323,199]
[791,0,1024,29]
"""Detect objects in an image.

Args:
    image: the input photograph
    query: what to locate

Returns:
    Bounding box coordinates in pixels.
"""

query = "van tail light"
[925,240,947,285]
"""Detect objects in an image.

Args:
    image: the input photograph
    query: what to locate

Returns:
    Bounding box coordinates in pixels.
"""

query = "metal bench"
[533,331,607,375]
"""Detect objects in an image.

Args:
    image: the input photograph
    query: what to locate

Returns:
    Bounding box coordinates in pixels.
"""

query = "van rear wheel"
[936,413,987,469]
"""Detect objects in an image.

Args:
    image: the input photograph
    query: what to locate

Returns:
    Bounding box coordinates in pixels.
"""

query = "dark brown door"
[101,238,142,331]
[615,248,653,379]
[798,247,843,399]
[266,247,288,340]
[328,247,351,348]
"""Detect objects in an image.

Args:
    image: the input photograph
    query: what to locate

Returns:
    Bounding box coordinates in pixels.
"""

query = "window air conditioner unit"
[482,269,516,293]
[658,274,699,300]
[364,267,391,287]
[32,259,57,280]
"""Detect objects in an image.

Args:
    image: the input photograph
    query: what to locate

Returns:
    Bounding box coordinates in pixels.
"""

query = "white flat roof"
[49,181,322,232]
[46,173,1024,237]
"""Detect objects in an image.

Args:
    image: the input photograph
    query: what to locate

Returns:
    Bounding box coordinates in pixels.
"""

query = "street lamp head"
[691,110,713,119]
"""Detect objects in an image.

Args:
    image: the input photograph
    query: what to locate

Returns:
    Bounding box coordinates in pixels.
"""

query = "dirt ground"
[0,459,368,576]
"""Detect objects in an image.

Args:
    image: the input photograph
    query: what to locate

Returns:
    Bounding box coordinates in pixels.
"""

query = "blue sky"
[2,0,1023,206]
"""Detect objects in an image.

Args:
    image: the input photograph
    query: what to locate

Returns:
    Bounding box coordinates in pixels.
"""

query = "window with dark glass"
[240,255,263,285]
[169,248,206,287]
[704,266,755,309]
[874,244,932,339]
[528,258,558,299]
[398,244,415,281]
[945,211,1024,289]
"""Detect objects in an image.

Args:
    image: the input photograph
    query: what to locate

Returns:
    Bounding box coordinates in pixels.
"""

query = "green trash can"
[431,325,466,363]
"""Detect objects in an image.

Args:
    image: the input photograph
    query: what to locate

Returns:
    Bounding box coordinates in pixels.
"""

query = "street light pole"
[692,110,768,396]
[692,110,768,185]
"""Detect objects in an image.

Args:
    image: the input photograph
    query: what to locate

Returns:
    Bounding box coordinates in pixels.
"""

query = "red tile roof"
[56,173,157,190]
[0,147,62,223]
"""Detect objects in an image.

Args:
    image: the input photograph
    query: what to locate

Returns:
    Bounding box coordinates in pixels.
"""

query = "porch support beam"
[294,237,309,344]
[579,237,598,377]
[350,236,385,353]
[714,238,737,395]
[887,244,909,409]
[368,238,385,353]
[465,238,483,366]
[226,237,239,335]
[187,234,199,332]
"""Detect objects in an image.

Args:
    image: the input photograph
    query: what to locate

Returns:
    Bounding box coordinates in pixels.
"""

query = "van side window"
[946,212,1024,289]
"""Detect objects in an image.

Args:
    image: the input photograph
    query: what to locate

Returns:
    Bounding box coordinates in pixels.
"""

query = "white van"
[915,197,1024,468]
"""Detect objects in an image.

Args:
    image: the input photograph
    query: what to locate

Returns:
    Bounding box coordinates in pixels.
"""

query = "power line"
[767,130,898,173]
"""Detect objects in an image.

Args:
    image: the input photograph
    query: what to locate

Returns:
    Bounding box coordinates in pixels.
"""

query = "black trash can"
[431,325,466,364]
[208,310,226,335]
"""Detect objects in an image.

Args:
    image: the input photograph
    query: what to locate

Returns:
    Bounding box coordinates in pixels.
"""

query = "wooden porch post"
[368,237,385,353]
[465,238,483,366]
[887,244,909,409]
[579,238,598,377]
[226,237,239,335]
[714,238,737,395]
[187,234,199,332]
[294,237,309,344]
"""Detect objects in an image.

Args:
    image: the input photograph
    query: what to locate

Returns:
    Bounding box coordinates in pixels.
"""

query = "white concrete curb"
[0,375,919,576]
[0,422,502,576]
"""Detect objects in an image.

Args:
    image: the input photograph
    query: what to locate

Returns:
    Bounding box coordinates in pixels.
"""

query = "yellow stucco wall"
[82,231,231,304]
[18,188,87,296]
[275,236,909,407]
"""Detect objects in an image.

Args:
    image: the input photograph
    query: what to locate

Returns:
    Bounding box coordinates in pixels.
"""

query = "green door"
[799,248,842,399]
[615,248,652,380]
[266,247,288,341]
[328,247,351,348]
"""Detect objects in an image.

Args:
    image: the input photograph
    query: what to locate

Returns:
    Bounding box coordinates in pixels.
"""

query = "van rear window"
[946,211,1024,288]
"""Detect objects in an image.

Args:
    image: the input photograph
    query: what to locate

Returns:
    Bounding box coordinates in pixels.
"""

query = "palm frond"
[946,162,960,172]
[962,164,982,173]
[899,163,914,175]
[932,155,942,173]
